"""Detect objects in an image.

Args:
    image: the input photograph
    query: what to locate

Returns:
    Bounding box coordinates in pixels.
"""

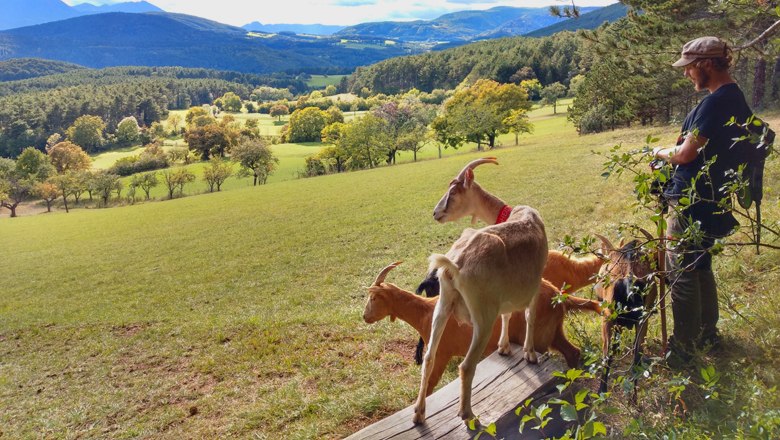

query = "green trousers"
[666,212,720,354]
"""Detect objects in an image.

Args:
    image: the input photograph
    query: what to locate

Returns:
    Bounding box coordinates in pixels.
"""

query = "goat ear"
[464,168,474,187]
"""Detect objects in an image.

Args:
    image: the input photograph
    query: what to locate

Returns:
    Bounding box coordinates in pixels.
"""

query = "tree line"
[0,66,310,158]
[296,79,538,176]
[344,32,582,95]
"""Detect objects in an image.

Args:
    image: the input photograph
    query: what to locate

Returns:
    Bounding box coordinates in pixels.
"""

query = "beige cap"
[672,36,728,67]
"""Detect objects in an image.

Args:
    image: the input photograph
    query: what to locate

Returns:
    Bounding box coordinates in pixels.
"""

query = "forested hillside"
[346,32,581,94]
[0,58,84,82]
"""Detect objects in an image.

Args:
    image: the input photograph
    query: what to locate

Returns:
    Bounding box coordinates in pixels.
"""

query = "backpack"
[734,116,775,253]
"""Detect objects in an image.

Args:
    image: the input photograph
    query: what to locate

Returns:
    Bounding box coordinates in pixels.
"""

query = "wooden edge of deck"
[346,345,565,439]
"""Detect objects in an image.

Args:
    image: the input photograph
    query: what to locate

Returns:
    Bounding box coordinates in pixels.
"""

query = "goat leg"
[458,320,494,422]
[599,327,622,394]
[523,293,540,363]
[497,313,512,355]
[413,299,451,424]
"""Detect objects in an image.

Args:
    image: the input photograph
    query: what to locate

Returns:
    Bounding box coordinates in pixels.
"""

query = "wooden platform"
[346,346,565,439]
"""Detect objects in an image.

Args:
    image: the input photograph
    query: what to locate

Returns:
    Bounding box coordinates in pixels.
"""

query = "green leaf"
[537,404,552,419]
[593,421,607,436]
[486,423,497,436]
[560,403,578,422]
[575,388,589,405]
[753,119,764,126]
[567,369,585,381]
[467,418,478,431]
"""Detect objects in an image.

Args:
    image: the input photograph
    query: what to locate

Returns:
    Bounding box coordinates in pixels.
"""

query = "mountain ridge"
[335,5,601,42]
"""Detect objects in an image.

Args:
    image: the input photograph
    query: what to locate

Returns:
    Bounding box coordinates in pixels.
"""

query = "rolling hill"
[0,58,84,82]
[0,12,419,74]
[334,5,600,42]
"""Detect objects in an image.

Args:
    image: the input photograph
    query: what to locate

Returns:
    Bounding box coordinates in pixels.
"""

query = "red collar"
[495,205,512,224]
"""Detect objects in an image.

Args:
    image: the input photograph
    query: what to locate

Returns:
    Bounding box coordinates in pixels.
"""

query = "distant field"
[306,74,348,89]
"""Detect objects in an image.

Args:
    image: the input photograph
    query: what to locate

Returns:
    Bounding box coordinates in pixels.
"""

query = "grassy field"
[306,75,348,89]
[3,107,779,439]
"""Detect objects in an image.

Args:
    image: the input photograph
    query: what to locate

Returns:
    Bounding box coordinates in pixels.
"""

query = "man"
[652,36,754,365]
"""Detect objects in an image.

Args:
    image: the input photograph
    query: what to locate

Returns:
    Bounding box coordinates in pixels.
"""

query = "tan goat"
[414,158,548,423]
[364,262,603,395]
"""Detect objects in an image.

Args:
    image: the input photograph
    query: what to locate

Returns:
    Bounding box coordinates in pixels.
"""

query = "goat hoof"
[498,345,512,356]
[524,351,538,364]
[458,409,475,421]
[412,410,426,425]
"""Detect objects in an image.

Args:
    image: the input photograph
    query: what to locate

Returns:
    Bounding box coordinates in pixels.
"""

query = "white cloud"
[65,0,619,26]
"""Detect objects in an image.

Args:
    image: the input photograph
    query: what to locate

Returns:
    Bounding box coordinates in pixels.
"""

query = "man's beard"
[695,70,711,91]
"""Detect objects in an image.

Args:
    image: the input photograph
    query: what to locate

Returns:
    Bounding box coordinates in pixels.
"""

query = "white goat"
[413,158,548,424]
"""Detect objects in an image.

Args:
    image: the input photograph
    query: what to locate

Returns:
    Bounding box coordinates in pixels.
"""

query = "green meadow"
[306,75,348,89]
[2,107,778,438]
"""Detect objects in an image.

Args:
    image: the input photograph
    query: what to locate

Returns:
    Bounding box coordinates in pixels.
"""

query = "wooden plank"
[347,345,564,439]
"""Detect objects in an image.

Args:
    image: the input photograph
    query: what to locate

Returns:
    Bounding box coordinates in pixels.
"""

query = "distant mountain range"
[243,22,345,36]
[0,12,418,74]
[0,3,628,75]
[525,3,629,37]
[334,5,600,42]
[0,0,162,31]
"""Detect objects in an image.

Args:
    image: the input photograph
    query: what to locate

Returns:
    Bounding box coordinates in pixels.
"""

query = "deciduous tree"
[47,141,91,174]
[286,107,328,143]
[540,82,568,114]
[33,181,59,212]
[91,171,122,207]
[66,115,105,153]
[0,158,34,217]
[202,158,233,192]
[116,116,140,147]
[270,104,290,121]
[231,138,278,185]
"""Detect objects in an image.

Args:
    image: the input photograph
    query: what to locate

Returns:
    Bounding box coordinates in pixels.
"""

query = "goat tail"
[428,254,459,280]
[564,295,603,316]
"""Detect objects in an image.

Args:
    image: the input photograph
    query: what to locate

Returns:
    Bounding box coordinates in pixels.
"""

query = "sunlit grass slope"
[2,110,778,439]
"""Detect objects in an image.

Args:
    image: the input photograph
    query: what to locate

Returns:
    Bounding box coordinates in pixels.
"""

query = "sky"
[63,0,618,26]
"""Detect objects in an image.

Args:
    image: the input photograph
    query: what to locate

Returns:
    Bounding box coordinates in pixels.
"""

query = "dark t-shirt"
[665,83,754,237]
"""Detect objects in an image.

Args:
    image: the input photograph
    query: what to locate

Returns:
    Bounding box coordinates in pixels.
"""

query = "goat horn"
[638,227,655,242]
[594,234,615,253]
[456,157,499,181]
[373,261,402,286]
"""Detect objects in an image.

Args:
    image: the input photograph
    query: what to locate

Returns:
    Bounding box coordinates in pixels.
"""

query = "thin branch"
[734,19,780,51]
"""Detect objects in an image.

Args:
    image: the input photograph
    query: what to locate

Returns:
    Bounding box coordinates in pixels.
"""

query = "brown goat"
[365,261,603,396]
